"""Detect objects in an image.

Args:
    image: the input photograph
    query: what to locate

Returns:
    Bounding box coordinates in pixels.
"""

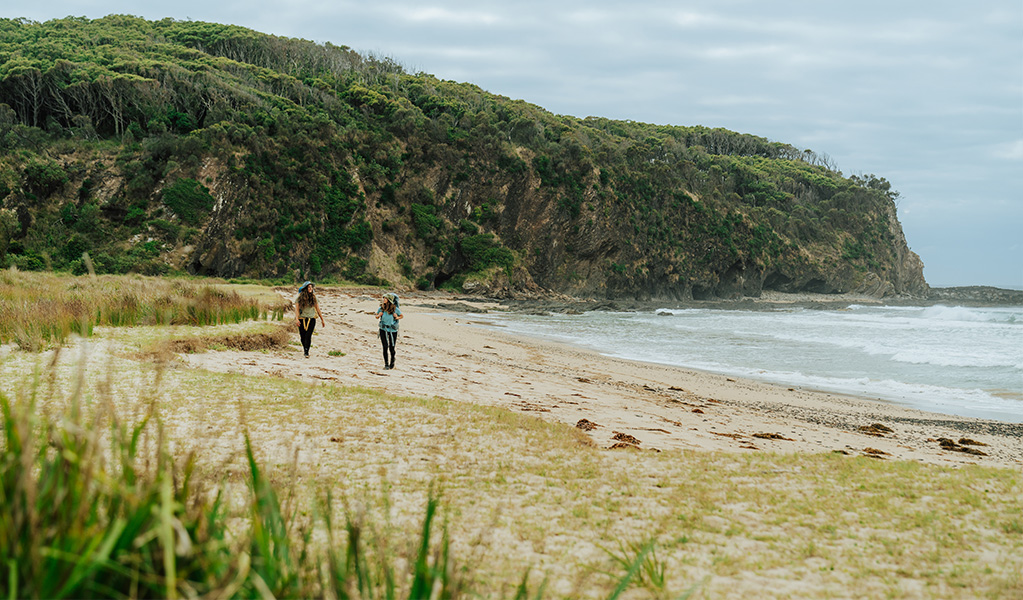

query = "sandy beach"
[183,287,1023,469]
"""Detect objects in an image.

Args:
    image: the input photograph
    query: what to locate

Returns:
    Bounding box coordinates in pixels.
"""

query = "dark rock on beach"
[421,302,488,313]
[936,437,989,456]
[858,423,894,437]
[612,432,641,445]
[753,432,794,441]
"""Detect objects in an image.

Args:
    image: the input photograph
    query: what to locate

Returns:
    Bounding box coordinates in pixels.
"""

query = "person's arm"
[295,302,301,325]
[395,308,403,320]
[315,300,325,326]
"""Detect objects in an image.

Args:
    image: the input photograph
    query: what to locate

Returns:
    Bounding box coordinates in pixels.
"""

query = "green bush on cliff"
[23,158,68,197]
[411,203,443,242]
[162,178,215,225]
[460,233,515,274]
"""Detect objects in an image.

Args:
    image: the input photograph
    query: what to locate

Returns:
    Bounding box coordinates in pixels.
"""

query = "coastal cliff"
[0,16,927,299]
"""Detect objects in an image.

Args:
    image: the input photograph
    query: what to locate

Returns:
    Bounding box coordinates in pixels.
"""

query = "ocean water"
[471,304,1023,423]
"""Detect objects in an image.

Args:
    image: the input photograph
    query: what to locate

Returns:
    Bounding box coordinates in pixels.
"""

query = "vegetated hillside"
[0,15,927,299]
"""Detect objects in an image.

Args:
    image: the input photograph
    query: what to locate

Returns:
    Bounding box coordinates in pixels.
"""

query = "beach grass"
[0,344,680,599]
[0,369,476,599]
[0,269,289,351]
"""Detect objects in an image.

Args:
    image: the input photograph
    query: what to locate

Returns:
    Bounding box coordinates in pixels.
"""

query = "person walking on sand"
[374,292,402,369]
[295,281,325,357]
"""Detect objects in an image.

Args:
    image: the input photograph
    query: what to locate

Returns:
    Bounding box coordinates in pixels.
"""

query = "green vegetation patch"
[161,177,215,225]
[410,203,443,242]
[22,158,68,197]
[460,233,514,273]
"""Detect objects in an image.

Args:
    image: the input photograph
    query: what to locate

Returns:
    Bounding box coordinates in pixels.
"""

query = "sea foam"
[476,303,1023,423]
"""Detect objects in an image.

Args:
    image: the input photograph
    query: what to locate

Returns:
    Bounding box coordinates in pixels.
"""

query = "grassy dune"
[1,273,1020,599]
[0,269,289,351]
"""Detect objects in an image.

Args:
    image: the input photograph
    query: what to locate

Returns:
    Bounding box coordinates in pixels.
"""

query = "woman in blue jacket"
[374,292,403,369]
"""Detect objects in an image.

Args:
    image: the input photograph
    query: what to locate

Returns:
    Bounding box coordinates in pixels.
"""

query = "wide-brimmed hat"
[383,292,398,304]
[299,281,313,293]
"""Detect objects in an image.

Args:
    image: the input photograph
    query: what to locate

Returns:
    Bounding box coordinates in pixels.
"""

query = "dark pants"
[299,318,316,354]
[379,329,397,366]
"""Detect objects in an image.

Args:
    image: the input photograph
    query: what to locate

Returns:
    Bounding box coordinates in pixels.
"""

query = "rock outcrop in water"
[928,286,1023,306]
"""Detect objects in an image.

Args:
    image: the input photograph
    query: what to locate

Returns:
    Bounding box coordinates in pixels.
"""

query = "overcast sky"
[10,1,1023,288]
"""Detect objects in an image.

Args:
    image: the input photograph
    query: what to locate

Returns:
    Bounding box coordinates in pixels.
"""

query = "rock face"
[885,208,929,296]
[440,173,929,301]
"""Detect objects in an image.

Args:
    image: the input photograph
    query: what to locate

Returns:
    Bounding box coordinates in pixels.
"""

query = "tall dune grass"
[0,366,464,599]
[0,269,289,351]
[0,359,667,600]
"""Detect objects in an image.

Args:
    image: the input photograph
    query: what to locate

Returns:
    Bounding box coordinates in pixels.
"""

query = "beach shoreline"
[180,288,1023,469]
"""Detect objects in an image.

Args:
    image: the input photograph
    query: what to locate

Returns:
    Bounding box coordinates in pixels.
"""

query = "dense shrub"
[23,159,68,197]
[162,178,215,225]
[411,203,442,242]
[460,233,514,273]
